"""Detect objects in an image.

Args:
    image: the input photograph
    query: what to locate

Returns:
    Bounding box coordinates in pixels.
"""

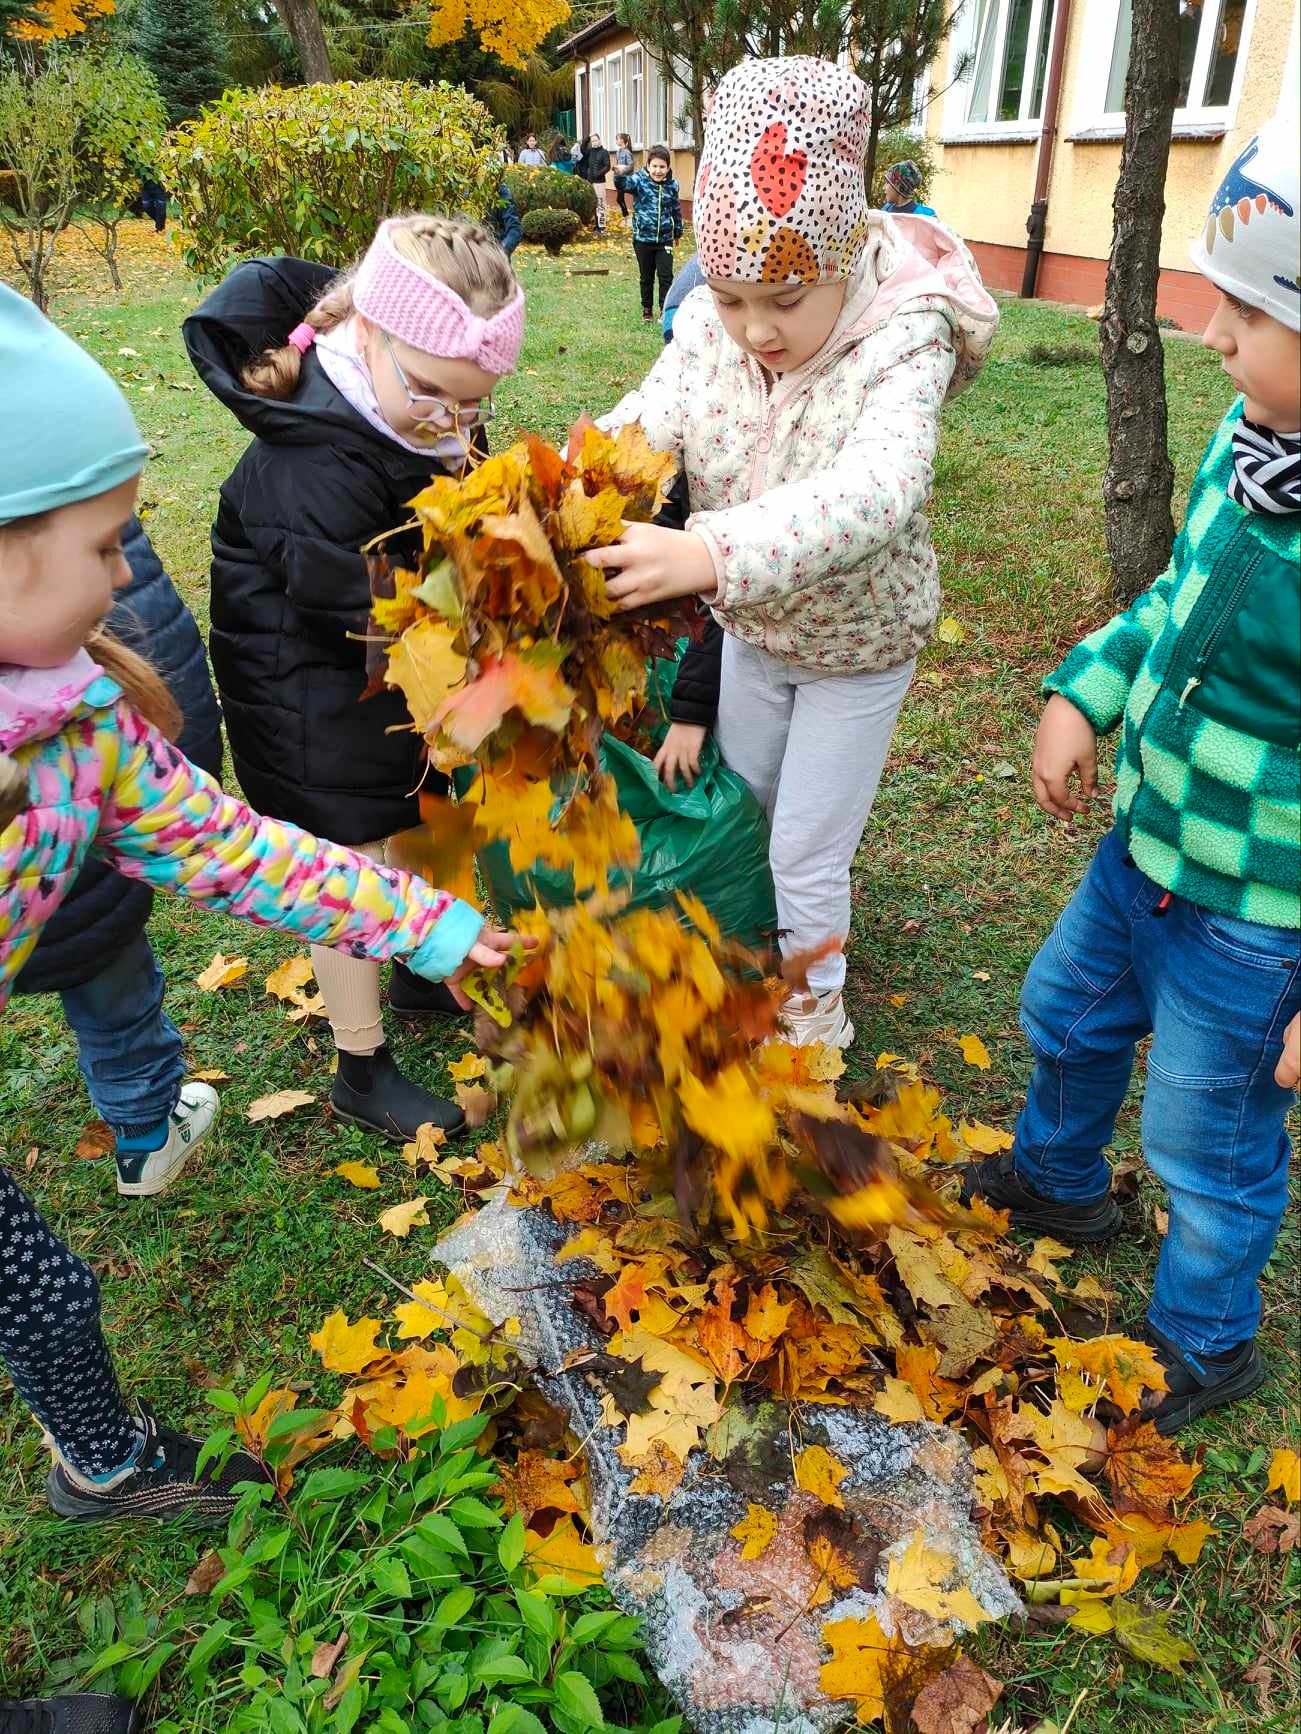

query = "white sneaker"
[780,990,855,1049]
[115,1081,219,1197]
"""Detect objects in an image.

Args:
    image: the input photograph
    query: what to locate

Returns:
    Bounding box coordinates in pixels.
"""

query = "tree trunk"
[1100,0,1178,605]
[270,0,333,83]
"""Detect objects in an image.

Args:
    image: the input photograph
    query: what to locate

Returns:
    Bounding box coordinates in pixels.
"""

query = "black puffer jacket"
[655,471,723,728]
[183,256,452,844]
[14,518,224,994]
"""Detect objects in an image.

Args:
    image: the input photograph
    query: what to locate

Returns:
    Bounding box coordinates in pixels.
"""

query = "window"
[1105,0,1250,118]
[626,47,644,146]
[965,0,1057,127]
[607,52,623,142]
[575,64,586,136]
[590,61,605,140]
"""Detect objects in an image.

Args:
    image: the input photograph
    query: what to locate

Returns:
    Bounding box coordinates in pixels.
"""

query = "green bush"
[48,1385,682,1732]
[505,162,596,225]
[164,78,505,279]
[522,205,582,255]
[870,127,940,209]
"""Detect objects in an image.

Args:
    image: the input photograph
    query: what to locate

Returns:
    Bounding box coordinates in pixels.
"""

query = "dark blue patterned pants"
[0,1165,137,1476]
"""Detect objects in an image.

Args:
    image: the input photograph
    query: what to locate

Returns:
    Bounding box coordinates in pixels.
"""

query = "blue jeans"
[59,933,186,1137]
[1014,828,1300,1355]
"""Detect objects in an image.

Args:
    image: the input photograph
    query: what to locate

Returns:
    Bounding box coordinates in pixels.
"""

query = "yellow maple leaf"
[886,1530,994,1627]
[1266,1446,1300,1506]
[401,1121,449,1168]
[730,1502,778,1561]
[310,1309,383,1375]
[393,1278,454,1340]
[333,1160,381,1190]
[936,615,966,644]
[679,1063,776,1163]
[957,1033,991,1069]
[872,1377,926,1424]
[447,1052,489,1082]
[384,617,467,735]
[195,952,248,991]
[959,1119,1013,1155]
[246,1088,315,1123]
[819,1614,904,1724]
[742,1283,795,1348]
[1048,1334,1168,1414]
[627,1441,686,1499]
[524,1515,604,1590]
[378,1197,430,1239]
[264,955,315,1002]
[794,1444,849,1509]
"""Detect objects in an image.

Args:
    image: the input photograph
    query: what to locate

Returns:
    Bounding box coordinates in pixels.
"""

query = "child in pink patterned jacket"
[589,57,998,1049]
[0,285,523,1538]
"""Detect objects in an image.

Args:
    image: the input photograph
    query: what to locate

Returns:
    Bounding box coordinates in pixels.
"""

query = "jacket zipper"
[1177,547,1261,707]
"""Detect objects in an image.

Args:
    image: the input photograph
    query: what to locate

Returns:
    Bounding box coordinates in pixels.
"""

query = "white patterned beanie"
[1189,115,1300,331]
[695,56,871,286]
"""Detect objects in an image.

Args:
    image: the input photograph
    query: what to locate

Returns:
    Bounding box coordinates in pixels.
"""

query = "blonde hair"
[242,213,518,400]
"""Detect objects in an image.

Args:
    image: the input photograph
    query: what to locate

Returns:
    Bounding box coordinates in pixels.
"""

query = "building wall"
[927,0,1298,322]
[571,27,698,198]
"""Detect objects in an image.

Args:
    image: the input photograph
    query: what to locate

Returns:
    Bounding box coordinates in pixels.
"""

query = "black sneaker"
[330,1044,466,1143]
[0,1698,139,1734]
[959,1150,1122,1243]
[1139,1320,1265,1436]
[46,1405,269,1525]
[388,960,468,1022]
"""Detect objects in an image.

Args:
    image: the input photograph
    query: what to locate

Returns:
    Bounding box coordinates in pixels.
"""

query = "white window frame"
[1079,0,1257,132]
[605,50,623,145]
[575,64,587,137]
[950,0,1057,136]
[590,60,605,141]
[626,46,645,149]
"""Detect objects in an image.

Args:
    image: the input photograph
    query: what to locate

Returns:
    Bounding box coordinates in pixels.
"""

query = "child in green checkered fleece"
[965,116,1300,1435]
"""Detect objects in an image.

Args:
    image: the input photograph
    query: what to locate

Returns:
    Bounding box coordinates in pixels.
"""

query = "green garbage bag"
[471,663,776,947]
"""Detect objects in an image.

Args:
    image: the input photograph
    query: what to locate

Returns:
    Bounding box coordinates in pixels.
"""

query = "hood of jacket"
[0,651,109,751]
[789,212,998,399]
[183,255,415,458]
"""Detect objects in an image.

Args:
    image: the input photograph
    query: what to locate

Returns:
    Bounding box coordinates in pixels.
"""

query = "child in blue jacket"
[627,145,683,321]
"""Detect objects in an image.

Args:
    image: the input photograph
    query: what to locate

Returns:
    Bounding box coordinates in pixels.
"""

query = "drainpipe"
[1021,0,1073,299]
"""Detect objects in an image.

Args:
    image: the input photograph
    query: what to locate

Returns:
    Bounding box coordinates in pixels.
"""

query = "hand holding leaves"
[586,522,718,610]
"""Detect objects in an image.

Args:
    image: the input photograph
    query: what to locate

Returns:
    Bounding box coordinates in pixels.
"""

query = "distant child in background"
[627,145,683,322]
[0,288,521,1551]
[882,160,936,218]
[614,131,635,215]
[185,215,525,1142]
[550,138,576,173]
[491,180,524,256]
[11,513,225,1199]
[590,58,996,1046]
[964,118,1300,1434]
[579,132,611,232]
[518,133,547,168]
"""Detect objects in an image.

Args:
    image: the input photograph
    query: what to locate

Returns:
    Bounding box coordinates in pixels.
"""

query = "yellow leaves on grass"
[959,1120,1013,1155]
[378,1197,430,1239]
[956,1033,991,1070]
[794,1445,849,1509]
[264,955,314,1002]
[1266,1447,1300,1506]
[1065,1594,1200,1673]
[333,1160,381,1190]
[246,1088,315,1123]
[680,1063,777,1165]
[730,1502,778,1560]
[310,1310,382,1375]
[1048,1333,1168,1415]
[523,1515,604,1591]
[195,952,248,991]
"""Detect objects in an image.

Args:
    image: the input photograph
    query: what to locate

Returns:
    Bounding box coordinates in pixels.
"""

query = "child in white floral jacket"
[590,55,998,1046]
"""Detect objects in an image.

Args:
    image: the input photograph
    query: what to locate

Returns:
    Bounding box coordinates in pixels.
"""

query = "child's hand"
[586,524,716,609]
[1276,1012,1300,1090]
[654,723,708,790]
[445,926,537,1009]
[1033,694,1099,820]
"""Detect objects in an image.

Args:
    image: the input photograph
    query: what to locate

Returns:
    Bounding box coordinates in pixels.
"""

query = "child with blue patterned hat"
[964,115,1300,1434]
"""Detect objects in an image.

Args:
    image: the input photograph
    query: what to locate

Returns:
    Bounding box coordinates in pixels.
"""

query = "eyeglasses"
[381,331,495,431]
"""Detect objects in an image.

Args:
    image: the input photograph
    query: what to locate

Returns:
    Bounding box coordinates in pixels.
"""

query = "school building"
[561,0,1301,329]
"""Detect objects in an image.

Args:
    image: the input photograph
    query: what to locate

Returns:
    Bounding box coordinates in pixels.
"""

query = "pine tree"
[134,0,228,124]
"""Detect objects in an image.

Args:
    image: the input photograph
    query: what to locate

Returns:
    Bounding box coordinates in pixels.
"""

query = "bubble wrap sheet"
[436,1193,1020,1732]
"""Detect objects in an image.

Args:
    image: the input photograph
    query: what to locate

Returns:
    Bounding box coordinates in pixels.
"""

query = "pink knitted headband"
[352,219,525,376]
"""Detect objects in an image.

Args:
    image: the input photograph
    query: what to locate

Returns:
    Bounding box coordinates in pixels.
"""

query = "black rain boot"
[0,1697,139,1734]
[959,1149,1122,1243]
[330,1044,466,1142]
[1138,1320,1265,1436]
[388,959,467,1022]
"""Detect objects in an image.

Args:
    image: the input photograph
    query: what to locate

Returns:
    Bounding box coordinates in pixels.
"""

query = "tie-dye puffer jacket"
[0,652,482,1010]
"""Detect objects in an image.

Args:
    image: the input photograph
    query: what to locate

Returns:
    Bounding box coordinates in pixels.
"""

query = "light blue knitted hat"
[0,284,149,526]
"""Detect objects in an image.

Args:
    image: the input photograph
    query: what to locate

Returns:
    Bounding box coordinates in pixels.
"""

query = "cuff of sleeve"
[686,519,727,607]
[405,897,483,981]
[1041,663,1122,735]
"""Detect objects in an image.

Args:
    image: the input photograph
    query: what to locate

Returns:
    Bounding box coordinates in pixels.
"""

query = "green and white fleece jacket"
[1046,402,1300,930]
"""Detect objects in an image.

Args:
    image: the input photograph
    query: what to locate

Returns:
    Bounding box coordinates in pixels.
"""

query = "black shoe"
[959,1150,1122,1243]
[0,1697,139,1734]
[1138,1320,1265,1436]
[388,960,468,1022]
[642,307,653,320]
[330,1044,466,1142]
[46,1405,268,1525]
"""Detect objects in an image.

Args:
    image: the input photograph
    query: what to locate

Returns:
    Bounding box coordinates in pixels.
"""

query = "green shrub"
[164,78,505,279]
[505,162,596,225]
[523,205,582,255]
[870,127,940,209]
[48,1385,682,1732]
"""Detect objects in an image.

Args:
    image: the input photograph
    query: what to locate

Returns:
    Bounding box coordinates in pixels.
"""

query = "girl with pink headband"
[184,214,525,1142]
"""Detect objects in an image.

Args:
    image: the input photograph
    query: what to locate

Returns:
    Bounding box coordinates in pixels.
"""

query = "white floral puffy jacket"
[600,213,999,674]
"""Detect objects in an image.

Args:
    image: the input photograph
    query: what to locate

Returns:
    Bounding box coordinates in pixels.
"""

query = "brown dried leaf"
[310,1630,349,1679]
[1242,1504,1299,1555]
[908,1653,1003,1734]
[184,1551,226,1596]
[74,1120,114,1161]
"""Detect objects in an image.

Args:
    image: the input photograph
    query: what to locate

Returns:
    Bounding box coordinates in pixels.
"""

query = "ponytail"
[241,272,357,400]
[86,625,181,740]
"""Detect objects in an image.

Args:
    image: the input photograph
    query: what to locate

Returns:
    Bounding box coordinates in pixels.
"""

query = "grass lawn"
[1,222,1296,1730]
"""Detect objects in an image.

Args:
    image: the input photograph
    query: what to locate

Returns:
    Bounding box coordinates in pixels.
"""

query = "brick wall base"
[965,240,1219,331]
